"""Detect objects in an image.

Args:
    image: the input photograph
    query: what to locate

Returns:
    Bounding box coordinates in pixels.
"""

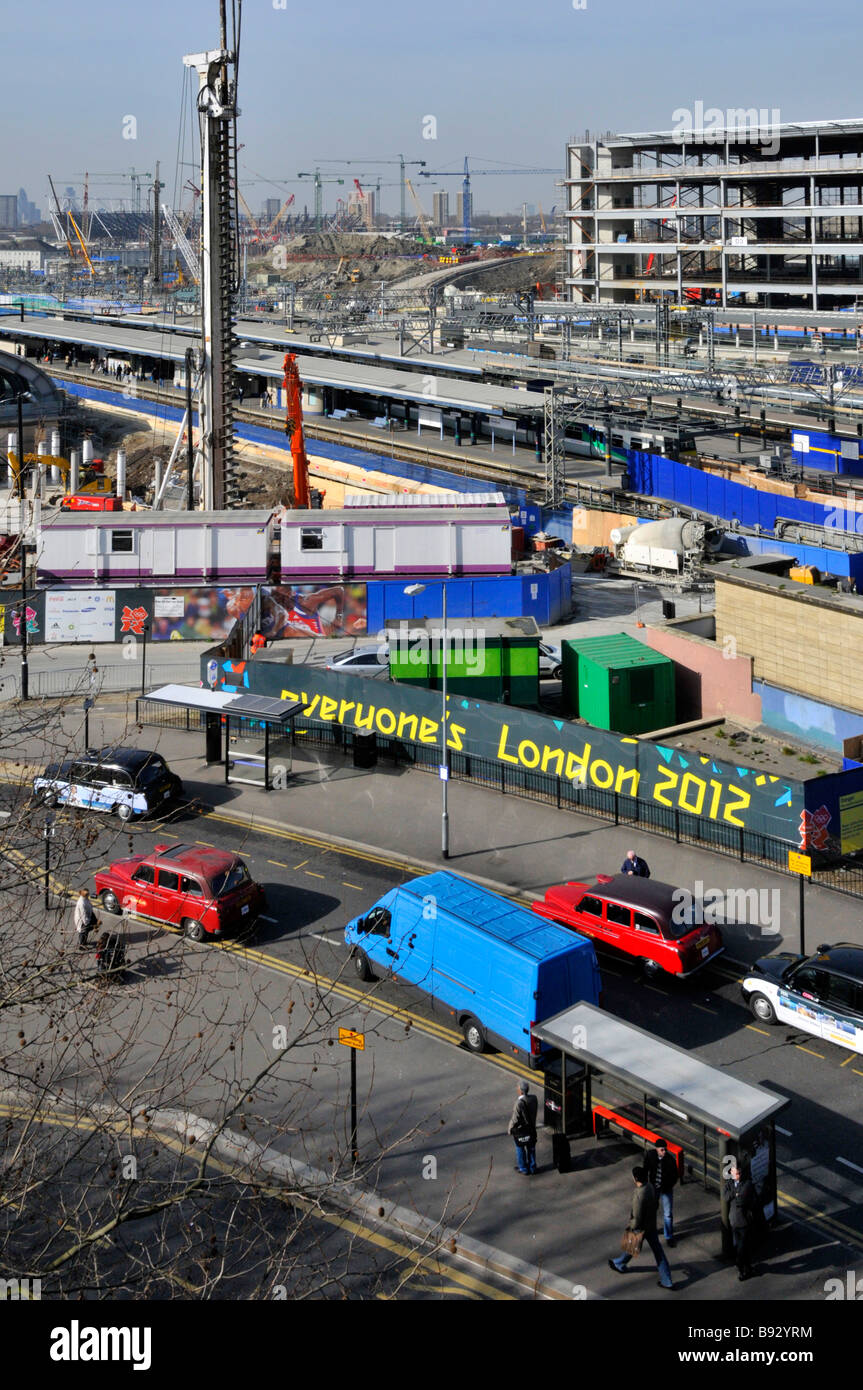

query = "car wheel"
[462,1015,486,1054]
[101,889,121,915]
[640,957,663,982]
[749,992,776,1024]
[115,803,133,823]
[353,949,373,982]
[552,665,563,681]
[183,918,205,943]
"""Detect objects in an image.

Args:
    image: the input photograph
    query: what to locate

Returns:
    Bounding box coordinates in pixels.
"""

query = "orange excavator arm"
[283,352,311,509]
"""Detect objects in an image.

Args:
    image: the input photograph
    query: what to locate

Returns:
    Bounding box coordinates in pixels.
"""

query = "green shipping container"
[389,633,539,708]
[561,634,675,734]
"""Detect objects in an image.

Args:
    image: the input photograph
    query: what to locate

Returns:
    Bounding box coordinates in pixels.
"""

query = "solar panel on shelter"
[223,694,303,724]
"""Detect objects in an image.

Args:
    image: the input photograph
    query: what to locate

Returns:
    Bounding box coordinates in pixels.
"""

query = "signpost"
[788,851,811,954]
[338,1028,365,1166]
[43,811,55,910]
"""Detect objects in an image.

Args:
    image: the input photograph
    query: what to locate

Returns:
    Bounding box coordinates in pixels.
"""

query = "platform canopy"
[533,1003,789,1140]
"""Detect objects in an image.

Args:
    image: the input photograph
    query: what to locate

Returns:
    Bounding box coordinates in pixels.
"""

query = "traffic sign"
[338,1028,365,1051]
[788,851,812,877]
[439,765,449,781]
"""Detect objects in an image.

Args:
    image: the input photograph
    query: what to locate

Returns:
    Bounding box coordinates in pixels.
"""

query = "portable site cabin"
[36,510,276,587]
[562,633,675,733]
[279,492,512,580]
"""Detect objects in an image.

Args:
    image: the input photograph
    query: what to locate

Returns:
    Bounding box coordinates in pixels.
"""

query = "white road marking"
[776,1126,793,1137]
[307,932,342,945]
[837,1156,863,1177]
[259,915,276,923]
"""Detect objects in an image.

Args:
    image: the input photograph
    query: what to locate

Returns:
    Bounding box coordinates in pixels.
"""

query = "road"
[4,775,862,1300]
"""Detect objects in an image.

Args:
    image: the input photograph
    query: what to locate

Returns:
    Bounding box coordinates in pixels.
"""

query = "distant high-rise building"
[456,190,472,232]
[17,188,39,225]
[432,191,449,227]
[264,198,281,223]
[0,196,18,229]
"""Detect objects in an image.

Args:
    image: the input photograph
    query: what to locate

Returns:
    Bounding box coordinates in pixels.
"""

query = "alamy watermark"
[671,103,781,157]
[672,881,781,934]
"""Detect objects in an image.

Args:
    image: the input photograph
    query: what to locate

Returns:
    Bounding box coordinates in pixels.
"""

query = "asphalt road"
[5,777,862,1287]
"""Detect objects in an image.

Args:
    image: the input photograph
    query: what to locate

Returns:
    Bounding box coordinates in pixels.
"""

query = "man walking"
[724,1160,758,1281]
[608,1166,674,1289]
[621,848,650,877]
[508,1079,538,1176]
[645,1137,679,1246]
[73,888,97,950]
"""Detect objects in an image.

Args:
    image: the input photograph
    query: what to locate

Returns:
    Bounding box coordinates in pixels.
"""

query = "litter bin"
[543,1056,590,1171]
[353,730,377,769]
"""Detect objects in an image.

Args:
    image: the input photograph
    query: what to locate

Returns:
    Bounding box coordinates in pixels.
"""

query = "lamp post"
[404,582,449,859]
[140,620,149,698]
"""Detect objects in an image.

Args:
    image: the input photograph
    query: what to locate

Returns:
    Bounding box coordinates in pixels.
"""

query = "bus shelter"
[533,1003,790,1255]
[143,684,302,792]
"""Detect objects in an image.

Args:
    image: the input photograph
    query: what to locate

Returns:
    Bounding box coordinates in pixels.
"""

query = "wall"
[755,681,863,756]
[643,623,763,724]
[366,569,572,630]
[722,532,863,584]
[715,574,863,715]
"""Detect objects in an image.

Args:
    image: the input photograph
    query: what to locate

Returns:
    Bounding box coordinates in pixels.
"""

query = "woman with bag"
[608,1166,674,1289]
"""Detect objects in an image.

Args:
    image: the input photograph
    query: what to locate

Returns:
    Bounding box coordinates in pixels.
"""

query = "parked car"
[345,870,602,1064]
[741,944,863,1053]
[532,875,724,980]
[95,843,266,941]
[539,642,563,680]
[325,645,389,677]
[33,748,183,822]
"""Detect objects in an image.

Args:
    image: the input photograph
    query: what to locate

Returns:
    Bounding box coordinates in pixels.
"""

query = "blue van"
[345,871,602,1064]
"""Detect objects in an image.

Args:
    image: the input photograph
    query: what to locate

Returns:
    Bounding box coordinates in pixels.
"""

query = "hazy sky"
[3,0,861,219]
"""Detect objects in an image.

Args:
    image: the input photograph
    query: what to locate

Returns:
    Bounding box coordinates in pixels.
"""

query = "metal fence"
[133,697,863,898]
[0,661,202,703]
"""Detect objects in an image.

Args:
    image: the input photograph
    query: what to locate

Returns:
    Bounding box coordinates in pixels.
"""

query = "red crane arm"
[283,352,311,509]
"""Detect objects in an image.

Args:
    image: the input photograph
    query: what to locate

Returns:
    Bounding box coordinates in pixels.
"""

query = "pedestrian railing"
[0,661,201,703]
[133,699,863,903]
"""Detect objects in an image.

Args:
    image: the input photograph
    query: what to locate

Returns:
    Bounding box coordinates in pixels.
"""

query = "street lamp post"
[141,621,149,698]
[404,582,449,859]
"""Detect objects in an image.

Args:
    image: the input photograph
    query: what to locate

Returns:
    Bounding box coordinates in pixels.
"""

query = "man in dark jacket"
[507,1079,538,1176]
[724,1161,758,1280]
[645,1137,679,1246]
[621,849,650,877]
[608,1166,673,1288]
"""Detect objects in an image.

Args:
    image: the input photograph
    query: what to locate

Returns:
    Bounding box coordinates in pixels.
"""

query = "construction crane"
[297,171,345,231]
[283,352,310,509]
[419,158,560,245]
[237,188,262,240]
[267,193,295,238]
[48,175,94,274]
[314,156,426,230]
[352,178,374,233]
[405,179,434,245]
[162,203,201,284]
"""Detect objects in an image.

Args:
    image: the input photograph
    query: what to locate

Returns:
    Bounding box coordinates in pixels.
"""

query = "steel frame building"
[565,118,863,309]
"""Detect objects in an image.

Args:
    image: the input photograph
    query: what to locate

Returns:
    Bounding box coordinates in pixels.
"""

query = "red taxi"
[94,843,266,941]
[532,875,724,980]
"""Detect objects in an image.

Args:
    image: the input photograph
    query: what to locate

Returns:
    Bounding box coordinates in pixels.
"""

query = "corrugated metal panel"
[343,491,506,508]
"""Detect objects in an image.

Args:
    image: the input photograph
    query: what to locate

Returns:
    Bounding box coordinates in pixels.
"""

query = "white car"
[325,646,390,678]
[539,642,563,680]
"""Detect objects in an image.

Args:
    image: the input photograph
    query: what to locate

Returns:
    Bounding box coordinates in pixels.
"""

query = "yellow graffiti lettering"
[722,784,751,827]
[518,740,540,769]
[564,744,591,785]
[419,717,439,744]
[318,696,338,722]
[615,766,640,796]
[652,764,678,807]
[355,704,375,731]
[396,711,419,741]
[375,707,397,736]
[280,689,299,702]
[338,699,356,723]
[497,724,520,765]
[303,694,320,719]
[591,759,614,790]
[541,746,564,777]
[446,722,465,752]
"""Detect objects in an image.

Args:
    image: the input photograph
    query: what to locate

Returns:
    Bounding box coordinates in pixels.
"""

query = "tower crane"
[267,193,295,238]
[404,180,434,245]
[297,170,345,230]
[419,157,560,245]
[313,156,426,230]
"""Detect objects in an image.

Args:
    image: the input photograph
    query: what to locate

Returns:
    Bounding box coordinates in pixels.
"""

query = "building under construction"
[565,117,863,309]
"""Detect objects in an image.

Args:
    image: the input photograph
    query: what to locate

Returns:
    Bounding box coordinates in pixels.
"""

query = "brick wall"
[643,623,762,723]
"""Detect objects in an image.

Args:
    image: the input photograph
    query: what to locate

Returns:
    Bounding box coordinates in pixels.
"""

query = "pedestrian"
[508,1078,538,1175]
[724,1159,758,1281]
[621,848,650,877]
[645,1137,679,1246]
[250,629,267,656]
[608,1165,674,1289]
[73,888,98,950]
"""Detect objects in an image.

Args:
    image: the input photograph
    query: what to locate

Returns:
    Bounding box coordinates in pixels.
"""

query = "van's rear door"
[535,943,601,1042]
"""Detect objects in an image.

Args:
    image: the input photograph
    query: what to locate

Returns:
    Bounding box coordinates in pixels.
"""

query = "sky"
[2,0,862,220]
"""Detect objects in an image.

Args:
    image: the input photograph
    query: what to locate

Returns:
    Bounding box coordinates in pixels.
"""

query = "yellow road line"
[268,860,288,868]
[840,1052,856,1067]
[796,1045,826,1060]
[746,1024,770,1037]
[343,882,363,890]
[294,859,309,870]
[0,1100,513,1300]
[304,870,325,879]
[691,1003,717,1014]
[203,808,426,876]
